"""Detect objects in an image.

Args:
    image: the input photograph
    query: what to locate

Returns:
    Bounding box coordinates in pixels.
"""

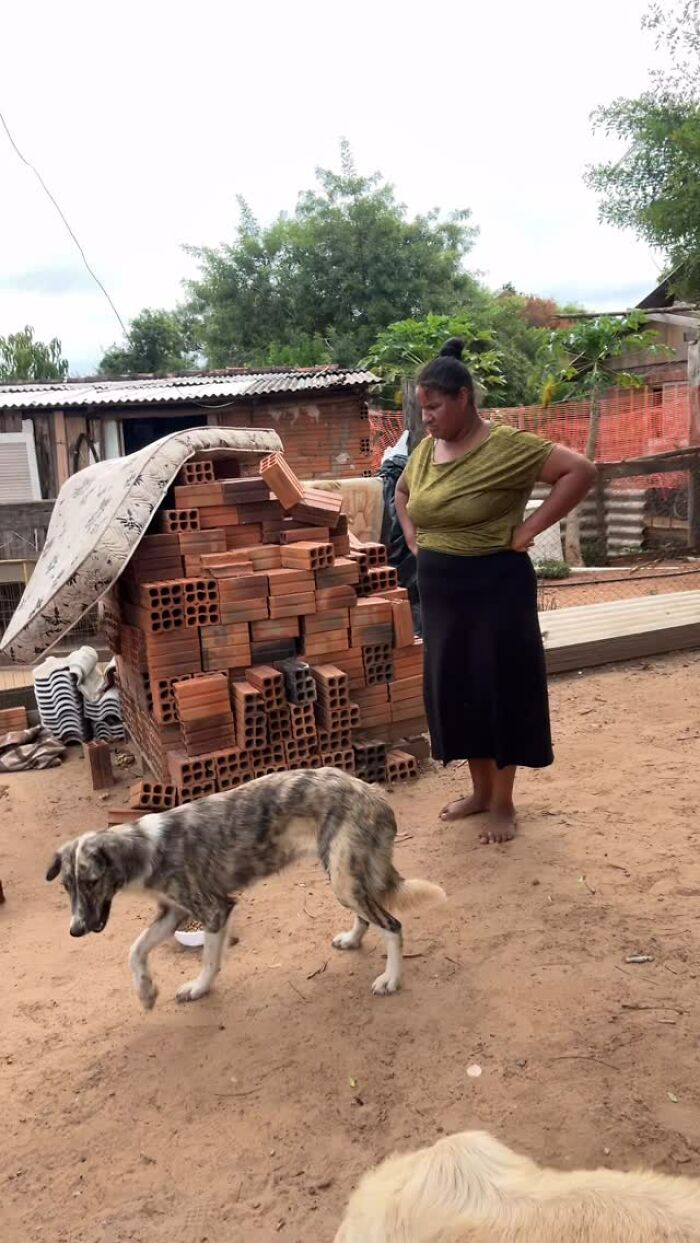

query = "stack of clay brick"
[0,705,28,735]
[111,449,425,806]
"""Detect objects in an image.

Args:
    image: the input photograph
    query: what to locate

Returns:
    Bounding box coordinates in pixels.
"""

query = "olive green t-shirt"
[404,424,553,557]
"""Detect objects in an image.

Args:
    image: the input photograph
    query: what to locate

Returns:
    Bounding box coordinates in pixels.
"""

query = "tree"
[643,1,700,101]
[99,308,199,376]
[481,291,562,408]
[585,2,700,300]
[0,325,69,382]
[541,312,663,563]
[185,143,478,368]
[363,294,567,447]
[364,313,507,450]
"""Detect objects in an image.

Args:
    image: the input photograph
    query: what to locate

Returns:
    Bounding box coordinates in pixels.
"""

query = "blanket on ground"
[0,725,66,772]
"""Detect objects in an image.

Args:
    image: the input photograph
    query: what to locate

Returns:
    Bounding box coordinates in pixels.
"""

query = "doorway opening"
[122,414,208,455]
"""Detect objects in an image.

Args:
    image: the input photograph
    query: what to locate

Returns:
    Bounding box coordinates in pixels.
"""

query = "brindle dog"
[47,767,445,1009]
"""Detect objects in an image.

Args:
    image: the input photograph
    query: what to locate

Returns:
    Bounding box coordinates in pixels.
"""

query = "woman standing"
[395,339,595,843]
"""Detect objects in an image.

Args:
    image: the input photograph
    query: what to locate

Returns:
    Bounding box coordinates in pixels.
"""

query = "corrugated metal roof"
[0,367,377,412]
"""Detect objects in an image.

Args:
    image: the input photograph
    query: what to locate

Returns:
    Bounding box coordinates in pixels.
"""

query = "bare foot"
[439,793,490,822]
[479,810,517,845]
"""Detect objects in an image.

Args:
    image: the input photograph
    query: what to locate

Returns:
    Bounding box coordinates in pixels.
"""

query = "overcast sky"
[1,0,664,376]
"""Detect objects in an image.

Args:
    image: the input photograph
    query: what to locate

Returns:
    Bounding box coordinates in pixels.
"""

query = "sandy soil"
[3,652,700,1242]
[541,563,700,608]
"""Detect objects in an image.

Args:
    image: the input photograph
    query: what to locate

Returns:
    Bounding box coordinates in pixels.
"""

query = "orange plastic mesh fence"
[368,410,404,471]
[369,384,690,489]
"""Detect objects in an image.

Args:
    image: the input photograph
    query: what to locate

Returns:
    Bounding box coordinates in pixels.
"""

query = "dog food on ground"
[181,917,203,932]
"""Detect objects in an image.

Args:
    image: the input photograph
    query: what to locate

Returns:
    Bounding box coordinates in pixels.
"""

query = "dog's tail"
[383,876,446,914]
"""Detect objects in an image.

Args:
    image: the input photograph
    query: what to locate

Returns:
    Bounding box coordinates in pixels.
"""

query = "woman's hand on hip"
[510,524,535,553]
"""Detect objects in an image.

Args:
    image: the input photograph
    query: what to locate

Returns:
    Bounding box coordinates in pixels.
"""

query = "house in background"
[0,364,377,502]
[0,364,377,644]
[603,270,700,389]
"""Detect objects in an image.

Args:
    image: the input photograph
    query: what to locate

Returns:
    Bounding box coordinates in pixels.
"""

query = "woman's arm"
[511,446,596,552]
[395,471,418,556]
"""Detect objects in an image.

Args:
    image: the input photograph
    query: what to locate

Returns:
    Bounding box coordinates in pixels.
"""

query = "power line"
[0,106,128,336]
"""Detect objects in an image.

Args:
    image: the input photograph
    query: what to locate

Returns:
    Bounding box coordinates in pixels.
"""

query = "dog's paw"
[332,931,362,951]
[371,972,401,996]
[138,980,159,1011]
[176,980,209,1004]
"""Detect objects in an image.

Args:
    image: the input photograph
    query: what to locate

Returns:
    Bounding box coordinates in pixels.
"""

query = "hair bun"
[439,337,465,360]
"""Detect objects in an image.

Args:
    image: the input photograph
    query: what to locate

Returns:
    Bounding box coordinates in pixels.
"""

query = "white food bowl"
[174,929,205,949]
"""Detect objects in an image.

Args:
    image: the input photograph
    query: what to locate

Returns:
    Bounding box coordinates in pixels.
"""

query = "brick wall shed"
[217,392,373,480]
[0,367,377,500]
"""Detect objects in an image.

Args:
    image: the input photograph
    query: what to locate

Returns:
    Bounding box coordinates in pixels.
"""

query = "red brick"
[129,780,178,810]
[212,746,252,791]
[0,706,28,733]
[245,665,286,710]
[366,566,399,595]
[280,525,331,545]
[385,749,419,786]
[251,741,287,776]
[174,482,227,508]
[84,740,113,790]
[315,558,360,589]
[289,488,343,529]
[315,585,358,611]
[266,567,315,596]
[178,458,215,486]
[260,452,305,510]
[303,609,349,636]
[320,747,355,773]
[160,509,200,532]
[268,592,316,619]
[280,542,334,572]
[391,599,415,648]
[251,617,300,642]
[218,573,269,601]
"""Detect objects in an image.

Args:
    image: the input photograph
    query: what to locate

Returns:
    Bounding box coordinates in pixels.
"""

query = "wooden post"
[32,413,55,497]
[53,410,70,489]
[595,471,608,560]
[564,390,602,566]
[687,341,700,546]
[688,340,700,446]
[688,464,700,550]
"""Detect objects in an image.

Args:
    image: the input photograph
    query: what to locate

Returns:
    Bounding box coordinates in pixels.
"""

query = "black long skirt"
[418,549,553,769]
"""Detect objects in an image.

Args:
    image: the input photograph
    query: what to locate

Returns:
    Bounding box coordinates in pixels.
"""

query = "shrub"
[534,559,572,580]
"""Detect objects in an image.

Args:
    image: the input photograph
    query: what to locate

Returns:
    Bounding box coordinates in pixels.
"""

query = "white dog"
[334,1129,700,1241]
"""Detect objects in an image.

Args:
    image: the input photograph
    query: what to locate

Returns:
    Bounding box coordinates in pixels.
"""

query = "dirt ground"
[541,562,700,608]
[3,651,700,1242]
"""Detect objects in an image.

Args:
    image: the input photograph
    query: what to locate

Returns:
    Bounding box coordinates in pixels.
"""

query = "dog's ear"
[94,842,113,873]
[46,853,61,882]
[78,840,113,882]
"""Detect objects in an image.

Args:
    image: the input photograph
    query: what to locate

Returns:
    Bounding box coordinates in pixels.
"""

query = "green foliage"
[643,1,700,101]
[540,312,664,405]
[534,559,572,580]
[185,142,478,368]
[99,308,199,376]
[481,292,559,407]
[586,2,700,299]
[581,539,609,567]
[263,335,333,368]
[364,292,565,409]
[0,325,69,382]
[363,313,505,401]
